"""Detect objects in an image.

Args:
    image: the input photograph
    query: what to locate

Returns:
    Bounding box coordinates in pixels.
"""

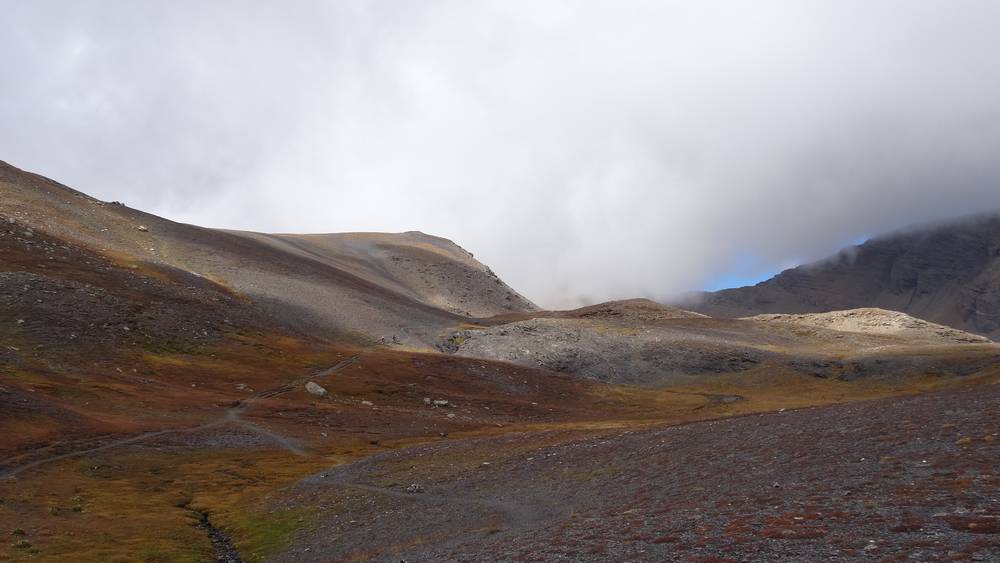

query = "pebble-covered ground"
[279,383,1000,561]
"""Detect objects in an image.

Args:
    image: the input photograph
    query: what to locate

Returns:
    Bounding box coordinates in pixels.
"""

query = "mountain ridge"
[681,211,1000,339]
[4,159,1000,561]
[0,159,536,345]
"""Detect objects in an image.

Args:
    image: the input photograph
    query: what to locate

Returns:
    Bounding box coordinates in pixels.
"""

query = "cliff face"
[685,214,1000,340]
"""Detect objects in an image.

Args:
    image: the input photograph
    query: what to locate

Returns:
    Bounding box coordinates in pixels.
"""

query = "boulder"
[305,381,328,397]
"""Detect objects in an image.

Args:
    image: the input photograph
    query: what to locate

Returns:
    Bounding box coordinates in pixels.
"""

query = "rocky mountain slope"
[233,230,536,318]
[3,159,1000,561]
[0,160,535,346]
[682,213,1000,339]
[279,382,1000,561]
[443,300,999,385]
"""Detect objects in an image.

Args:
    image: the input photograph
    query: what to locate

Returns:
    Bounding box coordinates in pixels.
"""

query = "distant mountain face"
[0,160,536,346]
[683,214,1000,339]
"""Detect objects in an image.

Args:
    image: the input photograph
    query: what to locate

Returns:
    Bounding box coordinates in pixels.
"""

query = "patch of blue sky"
[702,252,775,291]
[704,233,870,291]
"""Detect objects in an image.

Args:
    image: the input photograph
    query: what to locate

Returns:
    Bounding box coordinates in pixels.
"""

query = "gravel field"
[279,383,1000,561]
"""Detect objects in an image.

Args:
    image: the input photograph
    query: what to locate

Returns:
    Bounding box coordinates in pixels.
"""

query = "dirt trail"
[0,422,225,479]
[310,476,546,559]
[659,389,744,404]
[0,351,368,478]
[221,351,366,456]
[328,478,541,531]
[224,409,307,457]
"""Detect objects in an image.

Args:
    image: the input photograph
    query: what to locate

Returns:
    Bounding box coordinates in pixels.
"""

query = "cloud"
[3,1,1000,307]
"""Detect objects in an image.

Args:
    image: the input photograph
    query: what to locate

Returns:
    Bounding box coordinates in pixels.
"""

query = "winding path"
[327,478,541,531]
[0,422,225,479]
[0,351,367,479]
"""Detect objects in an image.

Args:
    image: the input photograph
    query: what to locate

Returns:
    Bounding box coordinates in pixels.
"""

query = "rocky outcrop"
[442,304,1000,385]
[743,308,990,344]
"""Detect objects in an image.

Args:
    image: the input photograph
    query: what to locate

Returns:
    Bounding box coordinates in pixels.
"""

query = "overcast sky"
[3,1,1000,307]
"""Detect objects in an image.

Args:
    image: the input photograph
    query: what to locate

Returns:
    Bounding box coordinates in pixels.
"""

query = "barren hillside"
[278,382,1000,561]
[743,308,990,343]
[2,159,999,562]
[443,300,1000,385]
[234,230,536,318]
[682,213,1000,339]
[0,160,534,346]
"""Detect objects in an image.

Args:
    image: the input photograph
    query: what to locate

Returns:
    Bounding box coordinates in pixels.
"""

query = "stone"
[305,381,328,396]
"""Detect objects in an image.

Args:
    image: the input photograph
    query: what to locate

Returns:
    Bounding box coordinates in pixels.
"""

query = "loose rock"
[305,381,328,397]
